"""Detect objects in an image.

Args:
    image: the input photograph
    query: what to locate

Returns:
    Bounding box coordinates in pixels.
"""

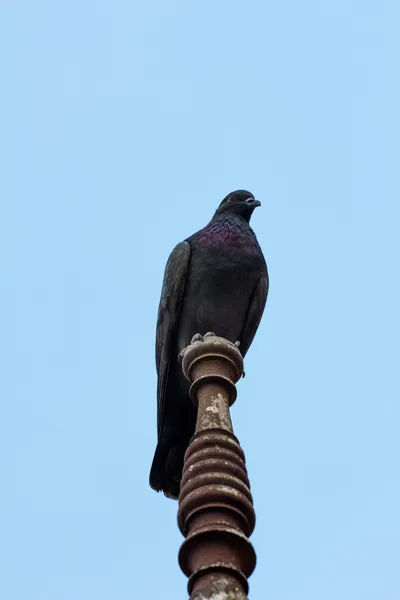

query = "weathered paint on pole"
[178,333,256,600]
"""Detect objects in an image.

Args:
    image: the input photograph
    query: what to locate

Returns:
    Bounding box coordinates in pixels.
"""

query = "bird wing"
[155,241,191,437]
[239,271,269,358]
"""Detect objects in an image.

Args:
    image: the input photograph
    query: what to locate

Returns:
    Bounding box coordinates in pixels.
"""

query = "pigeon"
[149,190,269,499]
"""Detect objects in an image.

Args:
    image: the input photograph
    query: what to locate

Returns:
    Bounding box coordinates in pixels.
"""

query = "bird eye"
[228,195,235,202]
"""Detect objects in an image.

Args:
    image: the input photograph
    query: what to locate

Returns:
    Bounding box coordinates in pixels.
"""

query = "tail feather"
[149,440,184,500]
[150,400,196,500]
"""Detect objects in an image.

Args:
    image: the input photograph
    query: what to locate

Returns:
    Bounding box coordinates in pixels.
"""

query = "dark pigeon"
[149,190,269,499]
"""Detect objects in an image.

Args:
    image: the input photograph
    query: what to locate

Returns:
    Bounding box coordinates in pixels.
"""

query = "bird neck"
[195,213,258,250]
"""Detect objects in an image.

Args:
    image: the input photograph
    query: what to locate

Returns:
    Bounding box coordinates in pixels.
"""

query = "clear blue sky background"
[1,1,399,599]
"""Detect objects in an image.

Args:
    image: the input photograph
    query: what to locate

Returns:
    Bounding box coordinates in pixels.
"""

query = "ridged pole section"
[178,333,256,600]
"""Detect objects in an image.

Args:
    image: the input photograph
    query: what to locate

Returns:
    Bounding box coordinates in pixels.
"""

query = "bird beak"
[246,198,261,208]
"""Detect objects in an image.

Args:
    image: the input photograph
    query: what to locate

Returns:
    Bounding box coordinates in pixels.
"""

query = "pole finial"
[178,334,256,600]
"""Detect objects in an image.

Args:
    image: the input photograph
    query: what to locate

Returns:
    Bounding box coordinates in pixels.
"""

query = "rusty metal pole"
[178,333,256,600]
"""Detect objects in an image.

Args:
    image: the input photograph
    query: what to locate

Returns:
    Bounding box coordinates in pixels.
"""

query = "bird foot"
[180,332,217,361]
[190,333,204,344]
[190,332,216,345]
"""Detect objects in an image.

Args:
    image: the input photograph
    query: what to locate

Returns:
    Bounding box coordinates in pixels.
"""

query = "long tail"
[149,437,185,500]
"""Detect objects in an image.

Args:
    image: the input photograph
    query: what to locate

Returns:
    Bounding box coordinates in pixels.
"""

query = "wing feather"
[239,271,269,358]
[155,241,191,437]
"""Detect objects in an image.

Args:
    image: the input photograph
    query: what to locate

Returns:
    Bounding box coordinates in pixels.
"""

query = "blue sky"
[1,1,399,599]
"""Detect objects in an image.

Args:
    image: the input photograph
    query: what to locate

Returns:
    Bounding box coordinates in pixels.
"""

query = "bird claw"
[181,332,218,360]
[190,332,216,345]
[191,333,204,344]
[181,334,246,376]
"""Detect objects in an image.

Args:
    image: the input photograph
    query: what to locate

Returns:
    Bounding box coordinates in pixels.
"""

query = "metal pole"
[178,333,256,600]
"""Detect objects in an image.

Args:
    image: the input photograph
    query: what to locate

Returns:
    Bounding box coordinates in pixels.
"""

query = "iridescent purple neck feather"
[191,213,261,252]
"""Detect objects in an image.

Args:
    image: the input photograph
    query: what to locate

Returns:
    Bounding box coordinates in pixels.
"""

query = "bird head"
[215,190,261,222]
